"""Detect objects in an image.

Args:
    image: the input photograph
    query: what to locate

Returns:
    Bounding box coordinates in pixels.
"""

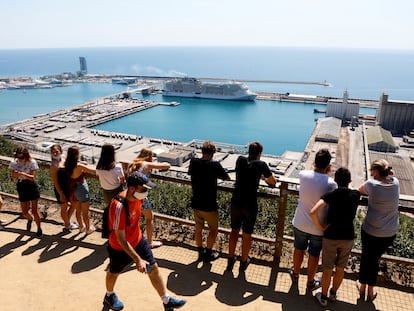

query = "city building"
[79,57,88,76]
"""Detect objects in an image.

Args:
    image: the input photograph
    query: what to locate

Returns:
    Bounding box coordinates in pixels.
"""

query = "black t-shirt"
[322,188,360,240]
[188,158,229,211]
[232,156,272,206]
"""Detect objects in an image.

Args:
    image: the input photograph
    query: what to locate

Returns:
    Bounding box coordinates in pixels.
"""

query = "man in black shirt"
[310,167,360,307]
[227,142,276,272]
[188,141,230,262]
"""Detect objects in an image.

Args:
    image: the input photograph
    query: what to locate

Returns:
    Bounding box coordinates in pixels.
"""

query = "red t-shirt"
[108,191,143,251]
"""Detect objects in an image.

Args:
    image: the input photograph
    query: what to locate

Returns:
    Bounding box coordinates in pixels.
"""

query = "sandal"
[151,240,163,248]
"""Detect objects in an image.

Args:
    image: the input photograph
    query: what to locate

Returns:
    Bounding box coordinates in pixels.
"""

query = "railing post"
[273,180,288,266]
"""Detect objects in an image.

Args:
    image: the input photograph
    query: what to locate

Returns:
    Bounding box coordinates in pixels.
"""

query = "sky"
[1,0,413,50]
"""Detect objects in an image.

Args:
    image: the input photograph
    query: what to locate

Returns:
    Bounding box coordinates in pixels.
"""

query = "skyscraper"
[79,57,88,76]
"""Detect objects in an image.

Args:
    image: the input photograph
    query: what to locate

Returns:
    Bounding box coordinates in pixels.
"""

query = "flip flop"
[151,241,163,248]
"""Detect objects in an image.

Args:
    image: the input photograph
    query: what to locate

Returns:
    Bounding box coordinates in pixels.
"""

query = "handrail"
[1,171,413,268]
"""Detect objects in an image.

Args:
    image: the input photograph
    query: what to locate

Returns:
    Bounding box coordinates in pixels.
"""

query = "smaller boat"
[313,108,326,113]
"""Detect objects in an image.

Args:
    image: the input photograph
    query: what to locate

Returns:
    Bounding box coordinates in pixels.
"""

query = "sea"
[1,47,413,155]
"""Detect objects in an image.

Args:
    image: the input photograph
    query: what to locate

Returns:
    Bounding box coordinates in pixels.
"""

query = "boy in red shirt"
[104,171,186,311]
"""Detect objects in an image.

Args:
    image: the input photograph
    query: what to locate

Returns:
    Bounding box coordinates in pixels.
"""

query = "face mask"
[52,154,62,161]
[133,191,148,200]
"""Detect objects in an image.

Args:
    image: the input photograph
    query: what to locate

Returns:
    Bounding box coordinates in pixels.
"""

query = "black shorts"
[230,200,258,234]
[57,169,70,198]
[16,180,40,202]
[107,237,157,274]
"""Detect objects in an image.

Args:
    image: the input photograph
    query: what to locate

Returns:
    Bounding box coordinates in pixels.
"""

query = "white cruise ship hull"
[162,78,257,101]
[162,91,256,101]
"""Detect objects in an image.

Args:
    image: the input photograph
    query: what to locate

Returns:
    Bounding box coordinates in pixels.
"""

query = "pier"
[256,92,380,108]
[84,74,332,86]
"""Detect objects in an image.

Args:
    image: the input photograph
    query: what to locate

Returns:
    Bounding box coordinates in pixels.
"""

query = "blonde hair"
[127,148,153,175]
[370,159,393,177]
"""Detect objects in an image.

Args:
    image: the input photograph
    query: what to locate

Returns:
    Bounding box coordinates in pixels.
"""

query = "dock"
[256,92,380,108]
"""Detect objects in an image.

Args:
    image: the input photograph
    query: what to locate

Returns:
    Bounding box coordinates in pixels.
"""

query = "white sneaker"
[68,222,79,230]
[86,225,96,235]
[315,291,328,307]
[65,222,79,230]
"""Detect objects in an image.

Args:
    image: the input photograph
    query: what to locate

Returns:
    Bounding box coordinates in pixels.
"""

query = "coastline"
[2,76,413,196]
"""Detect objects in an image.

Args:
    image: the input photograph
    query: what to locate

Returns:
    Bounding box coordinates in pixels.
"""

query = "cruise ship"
[162,77,257,101]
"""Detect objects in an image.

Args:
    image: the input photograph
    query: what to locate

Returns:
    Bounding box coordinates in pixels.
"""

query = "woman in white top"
[96,144,125,206]
[8,146,42,237]
[357,159,400,301]
[127,148,170,248]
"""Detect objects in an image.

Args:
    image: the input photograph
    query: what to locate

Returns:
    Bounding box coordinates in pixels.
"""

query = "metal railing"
[1,161,414,268]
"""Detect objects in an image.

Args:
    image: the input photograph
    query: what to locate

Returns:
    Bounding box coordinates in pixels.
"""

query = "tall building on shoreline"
[79,57,88,76]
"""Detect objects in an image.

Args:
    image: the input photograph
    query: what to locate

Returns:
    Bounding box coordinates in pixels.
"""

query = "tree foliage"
[0,135,18,157]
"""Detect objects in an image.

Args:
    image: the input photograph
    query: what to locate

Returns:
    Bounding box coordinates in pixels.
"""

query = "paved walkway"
[0,207,413,311]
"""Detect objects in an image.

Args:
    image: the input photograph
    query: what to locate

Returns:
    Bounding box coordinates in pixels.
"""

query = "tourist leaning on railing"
[64,145,96,235]
[357,159,400,302]
[127,148,171,249]
[227,141,277,272]
[290,148,337,291]
[96,143,126,206]
[50,144,78,231]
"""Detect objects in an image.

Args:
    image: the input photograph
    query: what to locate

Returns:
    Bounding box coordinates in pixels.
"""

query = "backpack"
[101,194,130,239]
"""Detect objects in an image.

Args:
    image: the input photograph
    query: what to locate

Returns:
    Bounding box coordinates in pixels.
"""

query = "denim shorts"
[141,198,152,211]
[74,180,90,203]
[293,226,323,257]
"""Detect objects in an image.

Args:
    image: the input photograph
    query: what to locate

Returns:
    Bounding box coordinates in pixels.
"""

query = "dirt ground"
[1,196,414,311]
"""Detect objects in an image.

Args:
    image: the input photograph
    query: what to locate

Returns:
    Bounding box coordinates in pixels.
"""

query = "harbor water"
[0,46,407,155]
